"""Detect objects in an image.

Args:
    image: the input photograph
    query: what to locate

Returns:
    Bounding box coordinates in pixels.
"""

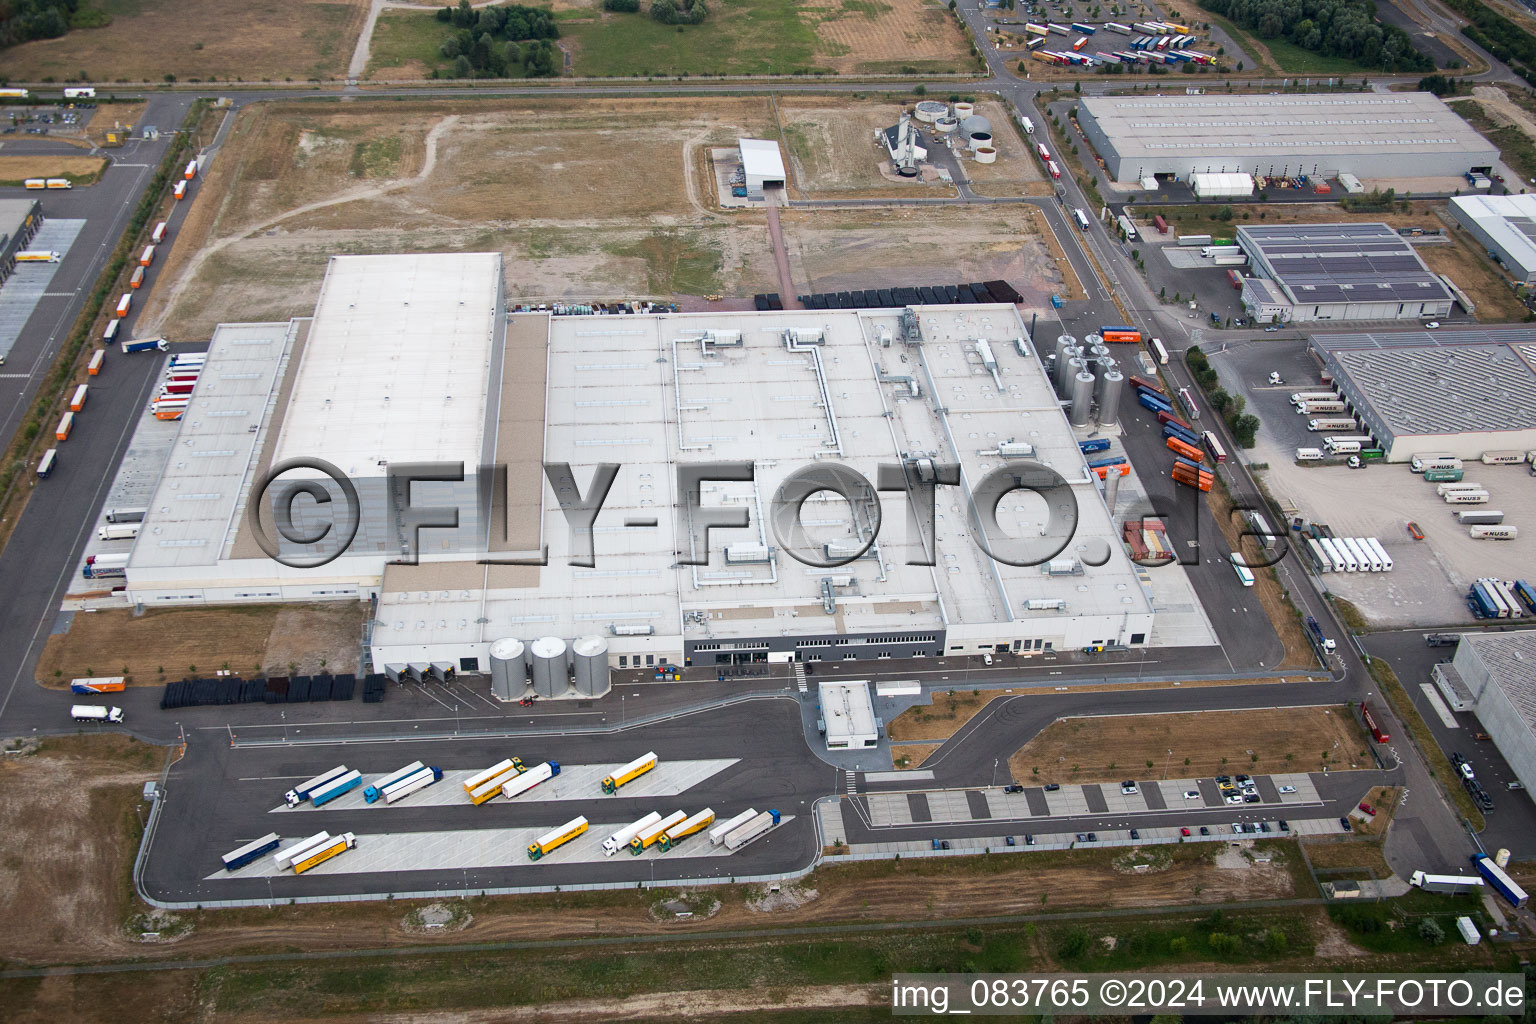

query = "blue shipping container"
[1468,584,1499,619]
[1087,456,1127,469]
[1078,439,1112,454]
[1173,455,1206,475]
[1515,580,1536,614]
[1138,393,1173,414]
[310,770,363,807]
[1473,853,1529,908]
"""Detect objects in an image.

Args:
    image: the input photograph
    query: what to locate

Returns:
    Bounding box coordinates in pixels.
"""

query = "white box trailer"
[1365,537,1392,571]
[604,811,663,856]
[273,831,332,870]
[708,809,759,846]
[1446,490,1490,504]
[383,767,442,804]
[500,761,558,800]
[1438,481,1483,496]
[1306,538,1331,572]
[723,809,782,850]
[1318,537,1345,573]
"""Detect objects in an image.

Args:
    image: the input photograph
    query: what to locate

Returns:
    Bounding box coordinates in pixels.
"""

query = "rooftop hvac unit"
[610,623,656,636]
[703,330,743,346]
[997,440,1036,458]
[725,543,771,564]
[1045,558,1083,576]
[784,327,825,346]
[1025,598,1067,611]
[824,539,867,559]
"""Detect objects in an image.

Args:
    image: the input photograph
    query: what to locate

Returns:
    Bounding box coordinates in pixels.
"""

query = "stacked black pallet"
[362,673,388,703]
[794,280,1021,311]
[264,676,290,703]
[159,677,267,709]
[752,293,785,311]
[288,676,312,703]
[332,674,356,701]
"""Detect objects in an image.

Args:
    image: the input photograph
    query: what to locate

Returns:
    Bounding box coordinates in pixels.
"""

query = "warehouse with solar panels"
[1308,326,1536,462]
[1238,223,1456,324]
[1076,92,1499,186]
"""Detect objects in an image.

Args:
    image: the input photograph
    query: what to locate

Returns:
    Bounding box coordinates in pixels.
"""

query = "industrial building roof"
[1311,327,1536,435]
[1078,92,1496,162]
[1240,223,1453,306]
[0,198,38,244]
[1461,631,1536,732]
[1449,194,1536,277]
[738,138,786,180]
[130,322,295,569]
[270,253,502,479]
[819,680,878,746]
[374,305,1154,648]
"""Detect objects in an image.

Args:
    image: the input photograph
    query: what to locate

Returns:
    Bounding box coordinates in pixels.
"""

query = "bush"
[1056,927,1091,959]
[651,0,707,25]
[604,0,641,9]
[1418,918,1445,944]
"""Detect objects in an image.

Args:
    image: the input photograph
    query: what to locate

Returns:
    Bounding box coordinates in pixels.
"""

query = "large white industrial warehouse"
[1439,631,1536,794]
[109,252,1176,681]
[1076,92,1499,186]
[1308,326,1536,462]
[1449,193,1536,286]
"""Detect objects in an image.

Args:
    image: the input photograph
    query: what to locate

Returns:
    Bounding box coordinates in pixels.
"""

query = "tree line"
[1438,0,1536,87]
[1197,0,1431,73]
[435,0,560,78]
[2,0,105,49]
[602,0,709,26]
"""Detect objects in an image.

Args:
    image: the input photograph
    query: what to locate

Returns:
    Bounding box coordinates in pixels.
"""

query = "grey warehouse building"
[0,198,43,287]
[1076,93,1498,186]
[1449,194,1536,286]
[1309,326,1536,462]
[1442,631,1536,796]
[1238,223,1455,324]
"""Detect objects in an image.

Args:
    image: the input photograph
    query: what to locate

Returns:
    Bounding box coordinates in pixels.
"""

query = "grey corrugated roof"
[1312,327,1536,434]
[1463,631,1536,732]
[1241,223,1453,306]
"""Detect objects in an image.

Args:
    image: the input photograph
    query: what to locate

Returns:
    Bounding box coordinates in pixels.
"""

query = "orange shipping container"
[173,180,187,200]
[56,412,74,440]
[129,266,145,289]
[70,384,88,412]
[1166,436,1204,462]
[140,245,156,267]
[115,293,132,317]
[88,350,104,375]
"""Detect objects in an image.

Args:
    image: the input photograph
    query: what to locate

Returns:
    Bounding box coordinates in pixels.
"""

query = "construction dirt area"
[0,0,369,83]
[779,205,1066,305]
[1009,706,1376,784]
[144,96,1067,337]
[35,603,366,685]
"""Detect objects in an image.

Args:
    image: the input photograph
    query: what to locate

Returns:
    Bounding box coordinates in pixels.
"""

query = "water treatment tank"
[1099,370,1124,428]
[959,114,991,137]
[914,100,948,123]
[529,636,568,697]
[934,115,960,134]
[953,101,975,120]
[973,145,997,163]
[571,635,611,697]
[1070,371,1095,427]
[488,637,526,702]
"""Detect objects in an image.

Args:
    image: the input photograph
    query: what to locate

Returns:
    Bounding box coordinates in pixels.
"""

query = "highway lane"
[144,698,831,902]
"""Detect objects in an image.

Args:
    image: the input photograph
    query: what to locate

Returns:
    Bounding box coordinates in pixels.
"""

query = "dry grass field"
[805,0,974,74]
[1009,706,1374,785]
[36,603,365,683]
[779,100,936,195]
[962,99,1041,191]
[0,154,108,186]
[0,0,368,83]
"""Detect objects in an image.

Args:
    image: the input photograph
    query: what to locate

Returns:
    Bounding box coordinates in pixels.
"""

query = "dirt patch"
[1422,216,1532,323]
[1302,837,1394,877]
[0,154,109,186]
[747,883,819,913]
[1350,784,1402,838]
[779,99,942,196]
[35,603,365,685]
[891,742,942,769]
[0,0,369,83]
[888,690,997,742]
[0,735,164,964]
[806,0,973,74]
[1205,481,1315,668]
[402,902,474,934]
[1311,911,1370,958]
[81,102,148,149]
[1024,203,1087,300]
[1009,705,1374,785]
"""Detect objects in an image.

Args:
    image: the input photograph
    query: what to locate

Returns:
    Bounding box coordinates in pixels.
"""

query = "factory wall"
[1454,642,1536,795]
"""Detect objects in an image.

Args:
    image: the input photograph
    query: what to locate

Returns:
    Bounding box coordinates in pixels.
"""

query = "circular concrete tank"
[934,115,959,134]
[953,102,975,120]
[571,635,611,697]
[972,145,997,164]
[488,637,526,702]
[914,100,948,123]
[959,114,991,137]
[529,636,568,697]
[897,165,920,178]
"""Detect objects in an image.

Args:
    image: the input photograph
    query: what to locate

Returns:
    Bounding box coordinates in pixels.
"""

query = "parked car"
[1258,822,1271,833]
[1199,826,1210,836]
[1243,794,1260,804]
[1004,784,1024,793]
[1225,794,1243,805]
[1129,828,1140,840]
[1358,801,1376,815]
[1278,820,1290,833]
[1086,833,1097,842]
[1005,835,1016,846]
[1044,783,1061,792]
[1339,817,1352,832]
[1184,790,1201,800]
[1215,775,1231,785]
[1232,822,1245,833]
[1121,781,1139,795]
[1235,774,1250,783]
[1076,833,1087,843]
[1278,785,1297,794]
[1025,834,1035,845]
[1460,763,1475,780]
[1180,827,1191,836]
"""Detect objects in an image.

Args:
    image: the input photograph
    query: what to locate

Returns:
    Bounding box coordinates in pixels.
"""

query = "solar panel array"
[1242,224,1453,306]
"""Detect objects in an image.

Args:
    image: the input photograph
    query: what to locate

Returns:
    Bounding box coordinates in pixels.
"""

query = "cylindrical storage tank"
[1053,335,1076,377]
[959,114,991,136]
[1070,371,1094,427]
[973,145,997,164]
[529,636,568,697]
[1496,848,1511,868]
[1084,333,1103,347]
[897,165,919,178]
[914,99,948,122]
[953,102,975,120]
[571,635,611,697]
[488,638,526,701]
[1099,370,1124,428]
[1103,460,1122,510]
[1061,355,1086,396]
[935,115,959,134]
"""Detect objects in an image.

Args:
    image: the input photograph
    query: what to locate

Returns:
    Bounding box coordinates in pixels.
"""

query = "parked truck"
[70,704,123,723]
[1410,870,1485,895]
[723,809,782,851]
[630,810,688,854]
[1469,582,1501,619]
[1308,418,1358,432]
[310,769,363,807]
[657,808,716,851]
[527,816,589,860]
[1472,853,1529,908]
[707,809,760,846]
[468,761,526,806]
[501,761,559,800]
[601,752,658,794]
[273,832,332,870]
[384,766,443,804]
[293,832,356,874]
[122,338,169,354]
[1360,702,1390,743]
[284,765,349,807]
[363,761,427,803]
[1305,615,1337,652]
[70,676,125,694]
[604,811,664,856]
[221,833,281,872]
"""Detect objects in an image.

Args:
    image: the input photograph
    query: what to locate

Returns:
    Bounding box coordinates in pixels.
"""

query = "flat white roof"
[1451,194,1536,276]
[270,253,501,478]
[819,680,878,744]
[738,138,786,180]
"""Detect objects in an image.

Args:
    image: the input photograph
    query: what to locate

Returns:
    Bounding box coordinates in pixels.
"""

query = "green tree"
[1418,918,1445,944]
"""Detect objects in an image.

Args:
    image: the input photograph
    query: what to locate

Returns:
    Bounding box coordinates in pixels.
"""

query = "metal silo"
[571,635,611,697]
[1099,370,1124,428]
[1064,356,1086,398]
[488,638,526,701]
[1053,336,1076,391]
[1069,371,1094,427]
[529,636,568,697]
